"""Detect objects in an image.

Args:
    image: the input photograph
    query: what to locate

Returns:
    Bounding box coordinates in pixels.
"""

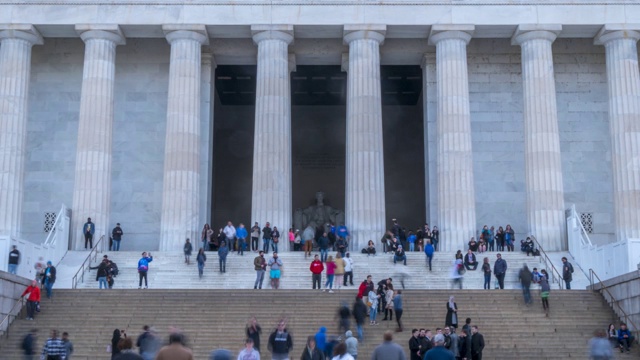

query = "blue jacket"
[407,235,416,244]
[425,244,434,257]
[218,245,229,260]
[315,327,327,350]
[137,256,152,272]
[337,226,349,238]
[618,328,632,341]
[236,227,248,239]
[83,222,95,235]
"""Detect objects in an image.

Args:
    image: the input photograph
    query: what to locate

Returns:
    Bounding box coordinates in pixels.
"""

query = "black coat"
[353,299,367,324]
[471,333,485,355]
[300,347,325,360]
[409,336,422,360]
[445,302,458,327]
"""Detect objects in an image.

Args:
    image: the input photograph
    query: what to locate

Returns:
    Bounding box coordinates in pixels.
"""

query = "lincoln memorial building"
[0,0,639,253]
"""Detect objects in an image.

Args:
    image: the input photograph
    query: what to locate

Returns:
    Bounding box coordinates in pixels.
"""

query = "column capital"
[251,25,294,45]
[0,24,43,45]
[343,24,386,45]
[163,24,209,46]
[594,24,640,45]
[76,24,126,45]
[511,24,562,46]
[201,51,217,69]
[428,25,474,46]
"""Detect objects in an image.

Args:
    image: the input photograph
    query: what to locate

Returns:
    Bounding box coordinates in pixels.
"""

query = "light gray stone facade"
[0,0,637,252]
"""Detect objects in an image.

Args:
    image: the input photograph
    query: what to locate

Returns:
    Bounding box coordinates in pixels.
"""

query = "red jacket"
[21,285,41,302]
[357,281,368,299]
[310,260,324,274]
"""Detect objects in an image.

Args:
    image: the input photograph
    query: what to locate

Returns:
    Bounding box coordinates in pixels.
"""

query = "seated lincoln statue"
[294,191,344,235]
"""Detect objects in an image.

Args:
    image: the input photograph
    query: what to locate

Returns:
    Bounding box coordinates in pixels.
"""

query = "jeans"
[369,306,377,322]
[139,272,148,287]
[325,274,334,289]
[227,238,236,252]
[320,249,328,263]
[395,308,403,329]
[44,279,53,298]
[488,241,494,251]
[26,300,37,319]
[356,323,363,341]
[8,264,17,274]
[262,239,271,253]
[312,274,321,289]
[85,233,93,249]
[565,280,571,290]
[255,270,265,289]
[112,239,121,251]
[432,239,438,251]
[202,240,209,251]
[237,238,245,255]
[426,255,433,271]
[251,237,258,251]
[394,255,406,265]
[219,258,226,272]
[98,276,108,289]
[409,243,415,252]
[272,241,278,253]
[198,263,204,278]
[484,273,491,289]
[496,273,505,289]
[522,285,532,304]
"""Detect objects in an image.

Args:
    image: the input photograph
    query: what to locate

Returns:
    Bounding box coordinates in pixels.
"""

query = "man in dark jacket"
[352,297,367,341]
[463,250,478,270]
[408,329,421,360]
[518,264,533,305]
[561,257,574,289]
[493,253,507,289]
[268,321,293,360]
[318,233,329,263]
[470,326,485,360]
[22,329,37,360]
[111,223,124,251]
[262,223,272,254]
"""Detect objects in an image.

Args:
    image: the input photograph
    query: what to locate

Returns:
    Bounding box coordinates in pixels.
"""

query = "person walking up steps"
[254,251,267,289]
[183,238,192,264]
[137,252,153,289]
[196,248,206,279]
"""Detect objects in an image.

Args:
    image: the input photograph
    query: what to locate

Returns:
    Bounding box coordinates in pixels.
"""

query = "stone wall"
[0,272,30,333]
[592,269,640,333]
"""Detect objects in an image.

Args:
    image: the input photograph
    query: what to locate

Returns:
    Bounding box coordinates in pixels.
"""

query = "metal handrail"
[71,235,105,289]
[530,235,565,289]
[569,204,593,247]
[0,296,24,338]
[589,268,639,343]
[43,204,65,246]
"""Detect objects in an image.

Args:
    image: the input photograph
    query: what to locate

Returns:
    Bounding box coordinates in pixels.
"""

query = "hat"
[117,223,120,226]
[434,334,445,343]
[47,261,52,265]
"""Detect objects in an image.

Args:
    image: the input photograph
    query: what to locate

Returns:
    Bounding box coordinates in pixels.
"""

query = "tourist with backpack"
[137,252,153,289]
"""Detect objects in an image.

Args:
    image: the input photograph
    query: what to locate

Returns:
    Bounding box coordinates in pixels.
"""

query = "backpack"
[569,263,574,273]
[110,262,119,277]
[458,264,466,275]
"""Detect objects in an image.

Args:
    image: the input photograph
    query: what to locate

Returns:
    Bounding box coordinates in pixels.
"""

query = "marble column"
[429,25,476,252]
[512,25,566,251]
[595,25,640,242]
[343,25,387,251]
[71,25,124,250]
[159,25,208,251]
[250,25,294,248]
[0,25,43,239]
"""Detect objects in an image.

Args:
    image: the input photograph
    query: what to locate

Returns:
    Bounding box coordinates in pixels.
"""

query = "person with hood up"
[315,327,327,356]
[345,330,358,359]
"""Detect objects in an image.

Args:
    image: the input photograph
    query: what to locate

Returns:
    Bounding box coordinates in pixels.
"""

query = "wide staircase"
[73,250,572,290]
[0,288,633,359]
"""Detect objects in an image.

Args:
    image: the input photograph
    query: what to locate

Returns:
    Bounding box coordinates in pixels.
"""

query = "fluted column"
[159,25,208,250]
[71,25,124,250]
[429,25,476,251]
[343,25,386,251]
[0,25,43,239]
[595,25,640,242]
[512,25,566,251]
[250,25,294,248]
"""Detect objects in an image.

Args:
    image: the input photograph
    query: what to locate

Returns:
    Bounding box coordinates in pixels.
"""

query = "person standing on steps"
[268,320,293,360]
[371,331,406,360]
[345,330,358,360]
[184,238,193,265]
[61,332,74,360]
[224,221,237,253]
[423,334,454,360]
[493,253,507,289]
[137,252,153,289]
[324,255,336,292]
[237,338,260,360]
[246,317,262,353]
[155,332,193,360]
[268,252,283,289]
[112,223,124,251]
[445,296,458,330]
[21,328,37,360]
[318,232,330,263]
[83,217,95,250]
[470,326,484,360]
[310,255,324,290]
[218,241,229,273]
[262,222,273,254]
[254,251,267,289]
[343,253,354,286]
[251,222,260,252]
[518,264,533,305]
[196,248,206,279]
[424,241,434,271]
[21,280,41,320]
[201,223,214,251]
[334,253,345,290]
[43,261,56,299]
[41,329,66,360]
[8,245,20,274]
[481,257,491,290]
[272,226,280,254]
[237,223,248,255]
[303,226,315,259]
[539,274,551,317]
[393,290,404,332]
[561,257,574,290]
[300,335,323,360]
[352,296,367,342]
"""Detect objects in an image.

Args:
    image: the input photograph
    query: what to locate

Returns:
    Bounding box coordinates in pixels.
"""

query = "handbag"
[366,301,372,307]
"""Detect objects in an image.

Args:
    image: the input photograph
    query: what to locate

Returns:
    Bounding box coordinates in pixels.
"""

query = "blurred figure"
[41,329,66,360]
[155,332,193,360]
[331,342,354,360]
[246,317,262,353]
[300,335,324,360]
[450,259,464,290]
[62,332,74,360]
[518,264,533,305]
[21,329,37,360]
[589,329,613,360]
[111,329,126,359]
[237,338,260,360]
[114,337,143,360]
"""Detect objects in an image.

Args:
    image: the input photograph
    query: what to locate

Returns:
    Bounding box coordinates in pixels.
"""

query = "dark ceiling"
[215,65,422,106]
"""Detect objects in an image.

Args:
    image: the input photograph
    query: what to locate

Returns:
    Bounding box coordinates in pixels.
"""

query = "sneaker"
[329,290,334,293]
[322,289,326,292]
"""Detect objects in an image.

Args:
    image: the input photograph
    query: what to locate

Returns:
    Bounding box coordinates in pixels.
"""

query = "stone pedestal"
[512,25,566,251]
[0,25,42,239]
[595,25,640,242]
[343,25,387,250]
[159,25,209,251]
[429,25,476,251]
[71,25,125,250]
[250,25,294,247]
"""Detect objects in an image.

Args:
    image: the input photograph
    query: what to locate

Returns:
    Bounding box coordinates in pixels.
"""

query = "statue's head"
[315,191,325,205]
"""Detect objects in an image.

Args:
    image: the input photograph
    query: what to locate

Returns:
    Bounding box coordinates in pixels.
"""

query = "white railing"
[567,204,640,281]
[0,204,71,280]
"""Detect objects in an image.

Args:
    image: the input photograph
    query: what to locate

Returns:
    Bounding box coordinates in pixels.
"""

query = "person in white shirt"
[238,338,260,360]
[343,253,354,286]
[224,221,237,252]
